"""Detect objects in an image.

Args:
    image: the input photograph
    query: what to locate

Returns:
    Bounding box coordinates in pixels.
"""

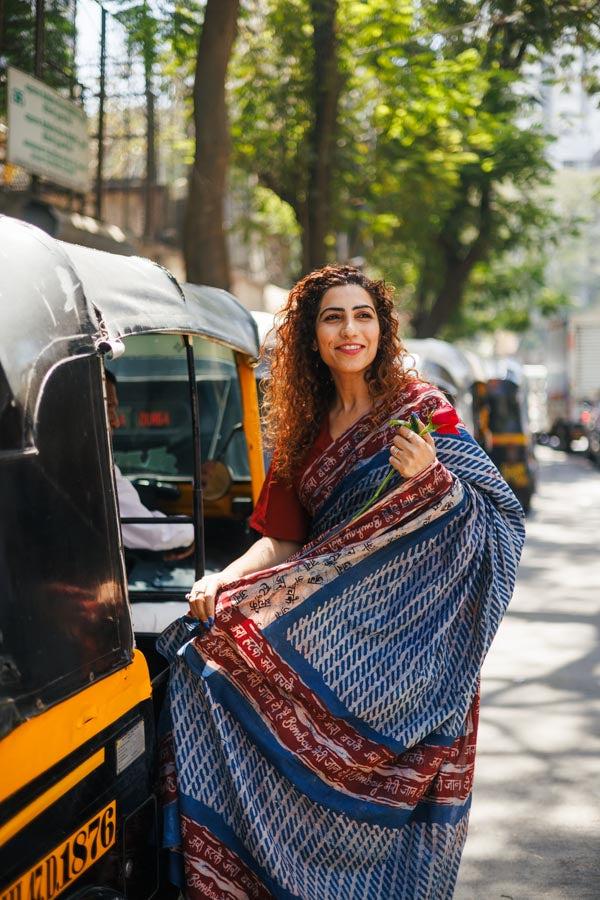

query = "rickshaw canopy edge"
[0,216,260,451]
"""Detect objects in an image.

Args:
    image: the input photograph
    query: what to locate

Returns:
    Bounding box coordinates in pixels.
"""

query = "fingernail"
[202,620,209,629]
[208,616,214,627]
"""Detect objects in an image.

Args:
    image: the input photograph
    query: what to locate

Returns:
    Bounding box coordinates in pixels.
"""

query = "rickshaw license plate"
[2,801,116,900]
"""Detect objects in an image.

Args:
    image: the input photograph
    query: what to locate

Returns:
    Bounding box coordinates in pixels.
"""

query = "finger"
[189,577,221,626]
[389,444,405,472]
[204,595,216,625]
[421,429,435,447]
[187,582,211,626]
[393,427,414,446]
[187,593,206,620]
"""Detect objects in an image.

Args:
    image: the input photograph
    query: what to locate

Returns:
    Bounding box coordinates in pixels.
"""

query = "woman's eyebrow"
[318,304,375,317]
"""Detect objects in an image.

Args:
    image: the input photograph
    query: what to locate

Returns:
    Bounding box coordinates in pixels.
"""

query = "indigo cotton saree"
[158,381,525,900]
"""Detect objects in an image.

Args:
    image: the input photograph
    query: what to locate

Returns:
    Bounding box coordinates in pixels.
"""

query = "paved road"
[454,446,600,899]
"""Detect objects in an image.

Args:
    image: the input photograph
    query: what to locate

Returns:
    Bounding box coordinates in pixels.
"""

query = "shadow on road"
[454,446,600,900]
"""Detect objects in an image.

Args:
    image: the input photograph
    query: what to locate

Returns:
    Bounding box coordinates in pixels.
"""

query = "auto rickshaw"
[0,216,263,898]
[403,338,486,437]
[483,375,537,513]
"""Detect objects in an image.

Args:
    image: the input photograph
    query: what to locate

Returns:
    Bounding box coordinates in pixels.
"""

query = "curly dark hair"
[261,264,416,481]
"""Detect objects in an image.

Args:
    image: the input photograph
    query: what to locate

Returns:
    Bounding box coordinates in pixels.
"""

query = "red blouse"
[249,418,333,543]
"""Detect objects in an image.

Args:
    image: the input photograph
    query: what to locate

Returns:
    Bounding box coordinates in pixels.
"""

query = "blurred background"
[3,0,600,490]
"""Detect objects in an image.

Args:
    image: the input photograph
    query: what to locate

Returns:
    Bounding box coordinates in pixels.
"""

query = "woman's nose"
[341,317,357,336]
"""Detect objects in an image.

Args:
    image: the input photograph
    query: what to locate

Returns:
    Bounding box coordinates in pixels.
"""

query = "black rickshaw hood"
[0,216,259,453]
[180,282,259,359]
[60,243,259,357]
[0,216,100,455]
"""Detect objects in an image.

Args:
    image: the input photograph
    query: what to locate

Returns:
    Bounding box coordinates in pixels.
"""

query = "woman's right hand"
[184,536,302,628]
[187,573,227,627]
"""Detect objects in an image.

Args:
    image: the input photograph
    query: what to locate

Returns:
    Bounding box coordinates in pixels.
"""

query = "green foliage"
[162,3,205,71]
[231,0,314,215]
[230,168,302,282]
[0,0,77,116]
[111,2,160,71]
[12,0,596,336]
[228,0,600,336]
[109,1,204,81]
[342,1,600,335]
[443,257,571,339]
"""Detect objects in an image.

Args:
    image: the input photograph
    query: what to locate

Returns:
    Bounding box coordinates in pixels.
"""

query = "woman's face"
[315,284,380,380]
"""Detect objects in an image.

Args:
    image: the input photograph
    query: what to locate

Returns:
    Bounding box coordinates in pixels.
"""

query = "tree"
[0,0,77,116]
[112,1,162,238]
[361,1,600,336]
[231,0,600,336]
[305,0,339,270]
[232,0,341,274]
[183,0,240,288]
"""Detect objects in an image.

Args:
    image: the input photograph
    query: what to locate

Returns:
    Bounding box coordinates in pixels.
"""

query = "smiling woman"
[261,265,415,482]
[160,264,526,900]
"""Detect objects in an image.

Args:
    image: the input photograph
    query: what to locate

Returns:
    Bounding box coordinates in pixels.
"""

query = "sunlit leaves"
[0,0,77,115]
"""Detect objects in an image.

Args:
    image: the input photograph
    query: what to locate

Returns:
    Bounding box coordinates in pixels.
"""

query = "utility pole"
[95,5,107,220]
[31,0,45,197]
[0,1,7,61]
[34,0,44,77]
[143,0,157,241]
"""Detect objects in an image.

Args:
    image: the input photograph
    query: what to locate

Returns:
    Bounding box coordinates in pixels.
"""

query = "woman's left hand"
[389,416,436,478]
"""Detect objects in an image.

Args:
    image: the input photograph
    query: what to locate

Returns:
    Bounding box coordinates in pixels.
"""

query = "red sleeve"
[249,462,309,543]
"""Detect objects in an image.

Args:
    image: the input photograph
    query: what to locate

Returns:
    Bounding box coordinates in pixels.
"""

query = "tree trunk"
[184,0,239,288]
[412,184,492,337]
[304,0,339,273]
[412,250,484,337]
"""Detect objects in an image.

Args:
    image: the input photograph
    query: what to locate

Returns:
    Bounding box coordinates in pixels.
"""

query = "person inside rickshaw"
[105,370,195,560]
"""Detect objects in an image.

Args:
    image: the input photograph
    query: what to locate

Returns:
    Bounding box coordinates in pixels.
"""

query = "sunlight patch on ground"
[481,619,596,682]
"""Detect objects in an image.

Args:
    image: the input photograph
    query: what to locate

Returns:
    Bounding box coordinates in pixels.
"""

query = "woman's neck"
[328,377,372,439]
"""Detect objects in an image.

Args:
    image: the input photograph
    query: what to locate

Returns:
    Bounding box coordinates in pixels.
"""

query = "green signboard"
[7,67,91,193]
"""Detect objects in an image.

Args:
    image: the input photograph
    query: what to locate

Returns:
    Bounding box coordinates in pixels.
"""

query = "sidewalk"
[453,447,600,899]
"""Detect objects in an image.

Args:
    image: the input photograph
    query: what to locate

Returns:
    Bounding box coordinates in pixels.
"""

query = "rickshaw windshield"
[486,379,524,434]
[109,334,249,481]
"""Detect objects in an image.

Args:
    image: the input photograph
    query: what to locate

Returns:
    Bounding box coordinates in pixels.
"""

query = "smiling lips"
[336,343,365,354]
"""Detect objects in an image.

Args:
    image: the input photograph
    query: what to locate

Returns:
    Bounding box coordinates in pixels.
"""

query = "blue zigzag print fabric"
[158,382,526,900]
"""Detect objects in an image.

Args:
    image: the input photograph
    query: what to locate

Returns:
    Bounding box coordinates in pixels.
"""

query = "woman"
[159,265,525,899]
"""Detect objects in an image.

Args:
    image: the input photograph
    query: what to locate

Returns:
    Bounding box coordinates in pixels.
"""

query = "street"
[454,446,600,899]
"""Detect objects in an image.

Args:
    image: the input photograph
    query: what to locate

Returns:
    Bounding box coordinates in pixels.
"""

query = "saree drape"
[158,381,525,900]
